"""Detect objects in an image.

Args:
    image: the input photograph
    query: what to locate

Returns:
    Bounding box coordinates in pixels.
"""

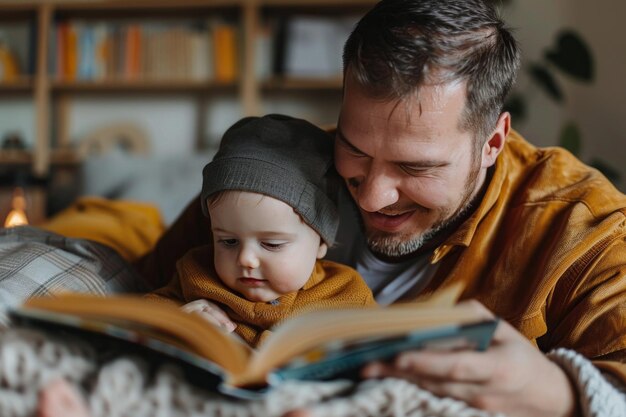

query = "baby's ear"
[317,242,328,259]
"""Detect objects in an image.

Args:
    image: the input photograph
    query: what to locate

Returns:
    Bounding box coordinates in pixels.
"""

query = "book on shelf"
[212,21,238,83]
[9,285,498,399]
[0,22,33,81]
[0,43,20,82]
[51,19,227,83]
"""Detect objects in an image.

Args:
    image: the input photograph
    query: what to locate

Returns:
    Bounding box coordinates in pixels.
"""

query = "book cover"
[65,23,78,81]
[55,23,67,79]
[213,21,238,83]
[189,25,212,81]
[78,24,95,80]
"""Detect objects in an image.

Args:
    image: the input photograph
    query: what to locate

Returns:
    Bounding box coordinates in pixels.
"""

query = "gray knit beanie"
[201,114,341,246]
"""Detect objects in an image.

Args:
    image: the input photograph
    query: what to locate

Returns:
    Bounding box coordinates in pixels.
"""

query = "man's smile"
[362,210,415,232]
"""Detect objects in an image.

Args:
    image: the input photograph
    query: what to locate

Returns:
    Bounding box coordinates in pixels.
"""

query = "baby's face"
[208,191,327,303]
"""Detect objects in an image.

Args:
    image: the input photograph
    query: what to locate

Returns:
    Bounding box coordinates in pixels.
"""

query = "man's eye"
[400,165,431,176]
[262,242,286,251]
[218,239,238,247]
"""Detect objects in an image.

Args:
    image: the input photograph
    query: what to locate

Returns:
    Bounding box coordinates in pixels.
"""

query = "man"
[135,0,626,416]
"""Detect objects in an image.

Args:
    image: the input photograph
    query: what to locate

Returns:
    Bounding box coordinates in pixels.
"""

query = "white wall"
[505,0,626,189]
[564,0,626,178]
[67,93,340,153]
[503,0,566,147]
[69,96,199,155]
[0,99,35,148]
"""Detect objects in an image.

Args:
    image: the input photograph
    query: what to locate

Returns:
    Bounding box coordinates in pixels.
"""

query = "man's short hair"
[343,0,521,142]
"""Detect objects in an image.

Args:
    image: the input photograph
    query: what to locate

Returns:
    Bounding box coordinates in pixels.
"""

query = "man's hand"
[361,300,580,417]
[181,299,237,332]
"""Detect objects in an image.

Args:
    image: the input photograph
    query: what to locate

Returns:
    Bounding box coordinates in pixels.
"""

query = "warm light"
[4,187,29,228]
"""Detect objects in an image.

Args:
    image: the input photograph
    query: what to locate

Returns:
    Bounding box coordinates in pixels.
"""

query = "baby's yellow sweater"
[147,245,376,347]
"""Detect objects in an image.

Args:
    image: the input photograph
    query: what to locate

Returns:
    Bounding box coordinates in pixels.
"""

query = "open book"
[10,286,498,399]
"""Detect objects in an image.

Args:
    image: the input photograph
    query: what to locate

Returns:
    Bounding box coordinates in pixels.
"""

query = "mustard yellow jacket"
[135,130,626,381]
[425,130,626,382]
[146,245,375,348]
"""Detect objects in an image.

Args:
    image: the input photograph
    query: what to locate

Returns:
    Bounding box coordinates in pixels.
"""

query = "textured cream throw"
[0,327,623,417]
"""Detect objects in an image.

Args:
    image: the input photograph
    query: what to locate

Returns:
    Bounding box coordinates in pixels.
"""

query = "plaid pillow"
[0,226,148,328]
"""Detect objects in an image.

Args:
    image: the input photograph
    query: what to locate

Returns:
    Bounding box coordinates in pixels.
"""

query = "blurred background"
[0,0,624,228]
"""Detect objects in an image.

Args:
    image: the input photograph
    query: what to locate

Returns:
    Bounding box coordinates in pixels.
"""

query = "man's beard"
[365,161,483,258]
[365,199,475,257]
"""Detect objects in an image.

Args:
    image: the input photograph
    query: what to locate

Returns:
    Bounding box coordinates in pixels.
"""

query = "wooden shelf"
[262,76,343,91]
[0,149,81,166]
[51,79,238,94]
[0,3,38,20]
[52,0,245,10]
[0,79,35,94]
[50,148,81,165]
[262,0,374,4]
[0,150,33,165]
[52,1,241,20]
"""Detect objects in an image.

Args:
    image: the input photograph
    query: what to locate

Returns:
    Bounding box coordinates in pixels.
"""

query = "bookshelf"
[0,0,375,220]
[0,0,376,220]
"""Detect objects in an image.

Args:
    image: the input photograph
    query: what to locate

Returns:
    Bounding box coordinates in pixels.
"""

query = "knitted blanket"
[0,327,502,417]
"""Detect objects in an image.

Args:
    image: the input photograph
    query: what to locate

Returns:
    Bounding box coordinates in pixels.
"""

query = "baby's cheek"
[268,273,299,294]
[214,260,235,285]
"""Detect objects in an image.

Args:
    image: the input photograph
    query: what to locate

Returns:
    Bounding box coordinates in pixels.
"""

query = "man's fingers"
[397,349,497,382]
[361,363,489,406]
[362,349,498,384]
[361,361,388,379]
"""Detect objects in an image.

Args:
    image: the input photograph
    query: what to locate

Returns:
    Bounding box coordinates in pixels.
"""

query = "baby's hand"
[181,299,237,332]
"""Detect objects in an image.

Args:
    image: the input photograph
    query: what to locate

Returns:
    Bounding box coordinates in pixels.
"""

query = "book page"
[21,294,252,375]
[236,301,483,385]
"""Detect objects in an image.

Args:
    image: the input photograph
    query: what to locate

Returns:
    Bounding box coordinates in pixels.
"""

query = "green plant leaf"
[590,158,621,184]
[558,122,581,156]
[529,64,563,102]
[504,94,527,121]
[545,30,594,82]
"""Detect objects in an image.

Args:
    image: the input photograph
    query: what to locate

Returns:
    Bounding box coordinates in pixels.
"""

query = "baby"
[147,114,375,347]
[36,114,375,417]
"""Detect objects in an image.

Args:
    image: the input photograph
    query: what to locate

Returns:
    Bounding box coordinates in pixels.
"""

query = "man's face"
[335,77,490,258]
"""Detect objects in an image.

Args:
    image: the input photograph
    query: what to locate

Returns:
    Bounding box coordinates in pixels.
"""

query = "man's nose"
[237,246,260,269]
[354,166,400,212]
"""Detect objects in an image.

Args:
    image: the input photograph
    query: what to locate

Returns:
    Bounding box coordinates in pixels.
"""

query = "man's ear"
[317,242,328,259]
[481,112,510,168]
